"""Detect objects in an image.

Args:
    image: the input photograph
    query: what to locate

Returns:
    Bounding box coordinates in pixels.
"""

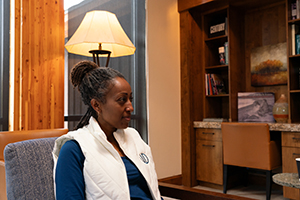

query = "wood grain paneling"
[244,2,287,100]
[180,10,203,187]
[14,0,64,130]
[178,0,214,12]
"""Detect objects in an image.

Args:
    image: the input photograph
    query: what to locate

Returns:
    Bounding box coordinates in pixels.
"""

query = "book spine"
[292,24,296,55]
[209,74,213,95]
[211,74,218,95]
[205,74,208,95]
[296,33,300,54]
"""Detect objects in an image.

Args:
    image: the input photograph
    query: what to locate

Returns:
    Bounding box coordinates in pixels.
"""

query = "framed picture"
[250,42,287,86]
[238,92,275,122]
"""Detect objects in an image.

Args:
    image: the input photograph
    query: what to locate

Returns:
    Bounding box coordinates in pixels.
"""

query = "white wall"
[146,0,181,179]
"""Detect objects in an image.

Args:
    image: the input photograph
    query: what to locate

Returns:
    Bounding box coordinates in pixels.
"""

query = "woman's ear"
[91,99,101,113]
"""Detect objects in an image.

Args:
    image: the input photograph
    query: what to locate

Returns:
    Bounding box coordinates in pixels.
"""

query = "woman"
[52,60,162,200]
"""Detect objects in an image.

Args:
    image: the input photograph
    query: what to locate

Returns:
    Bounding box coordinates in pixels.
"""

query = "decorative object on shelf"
[250,42,287,86]
[273,94,288,123]
[224,42,228,64]
[65,10,136,67]
[209,17,227,38]
[218,46,225,65]
[238,92,275,122]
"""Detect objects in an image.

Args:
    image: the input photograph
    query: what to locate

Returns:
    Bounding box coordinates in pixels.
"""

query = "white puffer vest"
[53,117,161,200]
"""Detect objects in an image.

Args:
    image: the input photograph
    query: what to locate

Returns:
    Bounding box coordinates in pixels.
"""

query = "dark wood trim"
[158,175,182,185]
[159,182,255,200]
[178,0,214,13]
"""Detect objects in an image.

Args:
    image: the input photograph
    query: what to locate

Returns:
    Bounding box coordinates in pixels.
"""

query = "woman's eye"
[119,97,126,102]
[129,97,133,102]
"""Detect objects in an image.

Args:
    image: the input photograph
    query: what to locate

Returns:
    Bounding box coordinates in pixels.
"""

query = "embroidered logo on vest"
[139,153,149,164]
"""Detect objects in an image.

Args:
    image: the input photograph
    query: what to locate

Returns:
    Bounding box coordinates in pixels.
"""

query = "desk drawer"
[196,128,222,141]
[282,132,300,148]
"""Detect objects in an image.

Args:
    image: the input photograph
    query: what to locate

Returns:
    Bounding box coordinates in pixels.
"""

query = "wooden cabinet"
[196,128,223,185]
[282,132,300,199]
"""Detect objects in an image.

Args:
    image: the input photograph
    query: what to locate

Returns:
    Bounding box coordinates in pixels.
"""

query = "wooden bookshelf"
[178,0,300,195]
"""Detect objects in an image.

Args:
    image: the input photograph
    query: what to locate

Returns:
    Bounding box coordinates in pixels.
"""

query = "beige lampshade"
[65,10,136,57]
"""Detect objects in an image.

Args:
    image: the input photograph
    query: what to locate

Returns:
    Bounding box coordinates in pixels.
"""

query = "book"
[297,34,300,54]
[292,24,296,55]
[211,74,226,94]
[203,118,228,122]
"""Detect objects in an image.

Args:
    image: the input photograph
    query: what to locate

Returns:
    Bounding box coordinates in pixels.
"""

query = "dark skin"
[91,77,134,157]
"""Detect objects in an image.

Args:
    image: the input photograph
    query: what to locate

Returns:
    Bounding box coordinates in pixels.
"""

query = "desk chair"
[221,122,281,200]
[4,137,57,200]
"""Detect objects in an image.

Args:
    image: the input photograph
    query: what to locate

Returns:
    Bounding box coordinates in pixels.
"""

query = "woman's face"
[97,77,134,134]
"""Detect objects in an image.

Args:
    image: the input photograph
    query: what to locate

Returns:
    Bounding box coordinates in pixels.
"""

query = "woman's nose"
[126,101,134,112]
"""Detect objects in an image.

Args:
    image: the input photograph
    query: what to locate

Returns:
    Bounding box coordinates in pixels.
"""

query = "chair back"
[4,137,57,200]
[221,122,281,170]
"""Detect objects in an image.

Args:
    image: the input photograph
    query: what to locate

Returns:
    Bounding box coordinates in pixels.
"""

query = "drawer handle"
[202,144,215,148]
[202,132,215,135]
[293,153,300,156]
[292,137,300,141]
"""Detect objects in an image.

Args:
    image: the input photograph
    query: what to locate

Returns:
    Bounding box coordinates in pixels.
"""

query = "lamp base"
[89,49,111,67]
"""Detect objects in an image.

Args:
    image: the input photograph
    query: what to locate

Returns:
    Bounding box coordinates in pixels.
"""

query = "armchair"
[0,128,68,200]
[4,137,57,199]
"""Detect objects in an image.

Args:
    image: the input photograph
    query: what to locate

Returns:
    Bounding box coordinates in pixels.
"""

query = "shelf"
[205,65,228,70]
[290,90,300,93]
[289,54,300,58]
[206,94,229,97]
[288,18,300,25]
[205,35,227,43]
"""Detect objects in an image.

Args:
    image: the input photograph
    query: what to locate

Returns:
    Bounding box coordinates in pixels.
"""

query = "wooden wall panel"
[14,0,64,130]
[244,2,287,101]
[180,9,203,187]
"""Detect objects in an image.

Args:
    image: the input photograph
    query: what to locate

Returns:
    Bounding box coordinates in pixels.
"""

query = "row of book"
[205,73,226,95]
[291,24,300,55]
[218,42,229,65]
[291,0,300,20]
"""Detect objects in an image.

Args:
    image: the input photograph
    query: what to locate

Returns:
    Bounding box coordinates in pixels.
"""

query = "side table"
[272,173,300,189]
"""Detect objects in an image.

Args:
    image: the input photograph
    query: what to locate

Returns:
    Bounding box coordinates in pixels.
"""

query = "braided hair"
[70,60,125,130]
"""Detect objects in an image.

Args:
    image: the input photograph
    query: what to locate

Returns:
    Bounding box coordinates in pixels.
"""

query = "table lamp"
[65,10,136,67]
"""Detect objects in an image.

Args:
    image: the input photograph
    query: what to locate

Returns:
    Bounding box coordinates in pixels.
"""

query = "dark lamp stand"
[89,49,111,67]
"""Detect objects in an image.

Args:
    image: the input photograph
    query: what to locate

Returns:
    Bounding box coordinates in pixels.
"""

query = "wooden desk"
[193,121,300,199]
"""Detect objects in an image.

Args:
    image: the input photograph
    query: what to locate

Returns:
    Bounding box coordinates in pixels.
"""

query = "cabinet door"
[282,146,300,199]
[196,139,223,185]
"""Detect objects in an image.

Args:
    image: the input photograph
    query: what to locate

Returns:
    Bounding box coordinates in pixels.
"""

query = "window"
[64,0,147,141]
[0,0,10,131]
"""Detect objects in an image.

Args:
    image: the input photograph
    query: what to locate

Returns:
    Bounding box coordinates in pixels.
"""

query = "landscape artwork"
[250,42,287,86]
[238,92,275,122]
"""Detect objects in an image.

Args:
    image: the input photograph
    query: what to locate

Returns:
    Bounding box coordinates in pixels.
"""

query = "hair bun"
[70,60,99,87]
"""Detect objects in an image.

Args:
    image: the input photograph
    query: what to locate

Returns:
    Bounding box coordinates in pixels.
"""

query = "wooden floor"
[194,185,289,200]
[159,182,256,200]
